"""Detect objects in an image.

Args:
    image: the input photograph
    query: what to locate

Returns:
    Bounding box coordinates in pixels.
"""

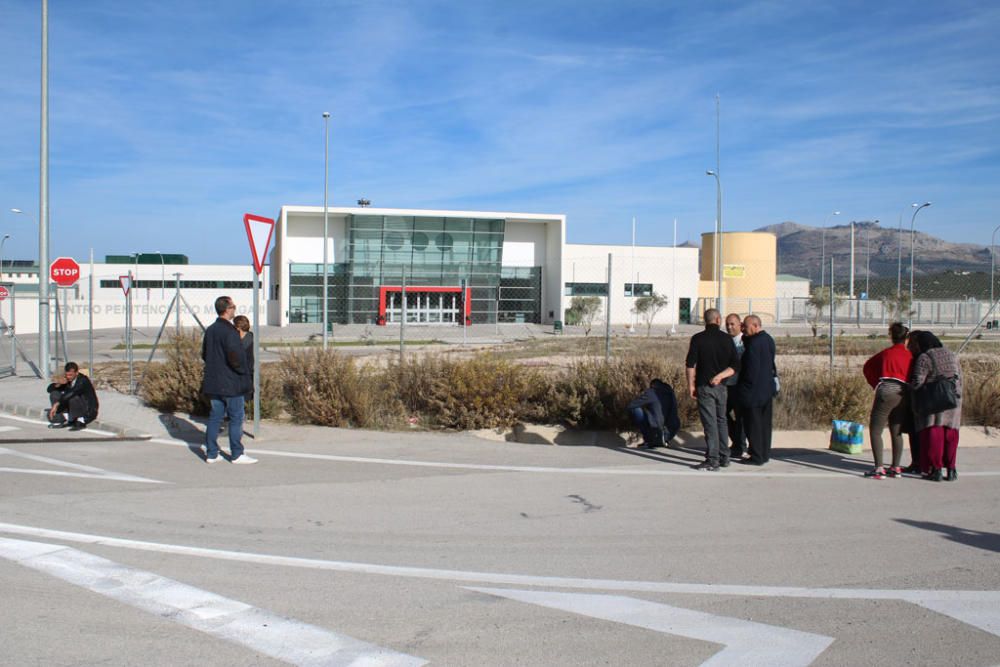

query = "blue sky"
[1,0,998,264]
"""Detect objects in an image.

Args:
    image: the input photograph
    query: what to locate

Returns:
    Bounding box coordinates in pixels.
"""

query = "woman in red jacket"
[861,323,913,479]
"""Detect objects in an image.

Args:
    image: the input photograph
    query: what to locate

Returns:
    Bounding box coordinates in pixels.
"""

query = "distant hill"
[756,220,993,286]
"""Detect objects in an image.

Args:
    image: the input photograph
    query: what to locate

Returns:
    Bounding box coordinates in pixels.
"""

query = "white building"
[268,206,699,327]
[0,259,266,335]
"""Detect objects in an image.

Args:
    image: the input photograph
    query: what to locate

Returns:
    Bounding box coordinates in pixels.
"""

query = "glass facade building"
[287,214,542,325]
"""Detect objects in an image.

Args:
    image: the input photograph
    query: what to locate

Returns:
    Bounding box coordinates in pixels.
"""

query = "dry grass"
[129,331,1000,433]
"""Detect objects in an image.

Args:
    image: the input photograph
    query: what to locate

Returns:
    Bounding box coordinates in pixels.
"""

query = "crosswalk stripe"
[468,587,835,666]
[0,447,164,484]
[0,537,427,667]
[0,426,19,433]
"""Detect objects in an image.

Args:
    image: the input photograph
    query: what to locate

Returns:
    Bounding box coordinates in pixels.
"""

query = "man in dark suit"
[202,296,255,464]
[627,379,681,449]
[737,315,777,466]
[47,362,99,431]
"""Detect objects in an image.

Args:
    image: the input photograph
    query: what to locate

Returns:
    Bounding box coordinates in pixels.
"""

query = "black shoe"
[719,458,730,468]
[693,461,719,471]
[48,422,69,429]
[68,421,87,431]
[925,468,943,482]
[946,468,958,482]
[738,458,763,466]
[903,464,921,474]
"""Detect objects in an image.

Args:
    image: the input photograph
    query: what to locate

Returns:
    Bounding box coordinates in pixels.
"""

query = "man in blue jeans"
[627,379,681,448]
[201,296,256,464]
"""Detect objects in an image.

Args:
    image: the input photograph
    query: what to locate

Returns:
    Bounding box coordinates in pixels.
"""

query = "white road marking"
[0,412,119,437]
[0,537,427,667]
[0,447,165,484]
[0,425,19,433]
[1,521,998,609]
[468,587,835,667]
[150,437,1000,478]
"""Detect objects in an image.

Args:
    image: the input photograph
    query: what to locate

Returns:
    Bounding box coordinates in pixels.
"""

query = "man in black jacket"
[737,315,777,466]
[47,362,99,431]
[627,379,681,449]
[202,296,255,464]
[685,309,740,470]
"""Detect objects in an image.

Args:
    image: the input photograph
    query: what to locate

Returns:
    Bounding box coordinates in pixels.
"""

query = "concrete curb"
[0,398,153,441]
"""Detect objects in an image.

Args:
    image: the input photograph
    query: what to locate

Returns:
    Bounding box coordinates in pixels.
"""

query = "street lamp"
[990,223,1000,308]
[706,169,722,310]
[0,234,9,283]
[820,211,840,291]
[866,221,878,298]
[155,251,165,299]
[322,111,330,349]
[908,202,932,325]
[896,203,919,296]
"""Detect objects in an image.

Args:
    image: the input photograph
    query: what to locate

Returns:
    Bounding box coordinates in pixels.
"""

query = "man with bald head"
[736,314,777,466]
[685,308,741,471]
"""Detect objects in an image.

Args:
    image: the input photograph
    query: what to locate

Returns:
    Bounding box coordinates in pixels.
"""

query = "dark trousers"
[629,407,664,447]
[920,426,959,473]
[697,384,729,464]
[49,391,96,424]
[726,385,746,456]
[743,399,773,464]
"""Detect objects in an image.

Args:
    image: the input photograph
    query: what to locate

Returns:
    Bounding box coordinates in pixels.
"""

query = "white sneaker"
[205,455,222,464]
[230,455,258,465]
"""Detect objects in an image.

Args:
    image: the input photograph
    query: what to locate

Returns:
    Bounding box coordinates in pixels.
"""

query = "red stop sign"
[50,257,81,287]
[0,286,8,301]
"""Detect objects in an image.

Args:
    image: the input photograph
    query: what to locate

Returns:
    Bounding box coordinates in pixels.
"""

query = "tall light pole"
[156,251,165,299]
[866,221,878,298]
[990,223,1000,308]
[897,203,919,296]
[322,111,330,350]
[820,211,840,291]
[39,0,51,375]
[849,220,856,298]
[0,234,9,283]
[908,202,932,325]
[706,93,722,313]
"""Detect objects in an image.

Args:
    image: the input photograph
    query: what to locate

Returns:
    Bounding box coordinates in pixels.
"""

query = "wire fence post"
[400,266,406,363]
[174,273,181,332]
[829,257,834,369]
[605,253,612,362]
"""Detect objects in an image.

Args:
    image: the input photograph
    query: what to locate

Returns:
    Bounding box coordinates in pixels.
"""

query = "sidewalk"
[1,373,997,449]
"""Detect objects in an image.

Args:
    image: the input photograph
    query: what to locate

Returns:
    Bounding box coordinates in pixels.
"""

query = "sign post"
[243,213,275,439]
[49,257,80,373]
[120,274,133,392]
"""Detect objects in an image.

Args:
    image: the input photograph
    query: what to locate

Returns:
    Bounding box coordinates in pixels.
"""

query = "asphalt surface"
[1,401,999,666]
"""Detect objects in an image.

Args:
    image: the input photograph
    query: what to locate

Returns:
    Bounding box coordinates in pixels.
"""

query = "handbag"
[912,353,959,414]
[830,419,864,454]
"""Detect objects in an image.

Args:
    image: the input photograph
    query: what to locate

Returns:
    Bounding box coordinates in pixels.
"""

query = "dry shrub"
[244,363,285,420]
[549,355,695,431]
[960,357,1000,428]
[775,367,870,429]
[139,331,210,415]
[280,348,382,427]
[392,355,548,430]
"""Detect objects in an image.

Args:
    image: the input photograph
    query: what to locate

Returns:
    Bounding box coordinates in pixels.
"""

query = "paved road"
[1,409,999,666]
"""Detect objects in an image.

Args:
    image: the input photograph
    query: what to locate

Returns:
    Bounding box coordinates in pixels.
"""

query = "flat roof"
[279,205,564,222]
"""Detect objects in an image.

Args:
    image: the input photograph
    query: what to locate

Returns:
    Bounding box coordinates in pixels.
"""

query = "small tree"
[882,291,913,323]
[632,292,668,337]
[566,296,602,336]
[806,287,842,337]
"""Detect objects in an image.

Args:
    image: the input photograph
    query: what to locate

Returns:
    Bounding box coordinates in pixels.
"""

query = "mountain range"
[754,221,994,284]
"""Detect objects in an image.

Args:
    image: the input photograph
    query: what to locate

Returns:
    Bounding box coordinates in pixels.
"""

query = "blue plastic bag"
[830,419,864,455]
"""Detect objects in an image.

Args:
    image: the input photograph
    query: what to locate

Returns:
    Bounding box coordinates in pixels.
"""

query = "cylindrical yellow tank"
[699,232,777,321]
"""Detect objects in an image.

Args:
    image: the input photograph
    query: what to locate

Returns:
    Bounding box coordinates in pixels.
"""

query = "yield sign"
[243,213,275,275]
[119,275,132,296]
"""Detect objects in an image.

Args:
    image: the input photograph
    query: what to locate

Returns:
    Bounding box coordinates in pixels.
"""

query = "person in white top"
[724,313,747,459]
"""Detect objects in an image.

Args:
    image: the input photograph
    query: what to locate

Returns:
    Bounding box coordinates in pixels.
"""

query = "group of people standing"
[863,323,962,481]
[684,309,777,470]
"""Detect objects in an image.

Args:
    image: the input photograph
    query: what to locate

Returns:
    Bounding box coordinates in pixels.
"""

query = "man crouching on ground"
[47,362,99,431]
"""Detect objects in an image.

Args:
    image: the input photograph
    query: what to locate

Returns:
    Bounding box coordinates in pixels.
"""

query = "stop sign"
[0,286,8,301]
[50,257,81,287]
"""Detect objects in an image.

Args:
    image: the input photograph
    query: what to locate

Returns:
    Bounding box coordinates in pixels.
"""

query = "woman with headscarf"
[908,331,962,482]
[861,323,912,479]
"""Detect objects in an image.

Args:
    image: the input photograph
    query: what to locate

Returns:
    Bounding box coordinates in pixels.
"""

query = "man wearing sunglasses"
[201,296,256,464]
